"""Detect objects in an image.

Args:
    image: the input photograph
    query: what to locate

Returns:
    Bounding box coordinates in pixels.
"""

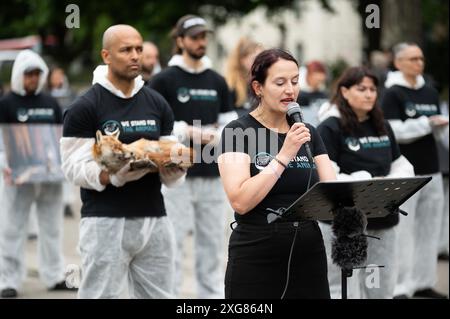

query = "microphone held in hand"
[286,102,314,164]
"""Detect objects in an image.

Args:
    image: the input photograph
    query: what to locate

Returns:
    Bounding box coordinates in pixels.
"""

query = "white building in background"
[208,0,363,72]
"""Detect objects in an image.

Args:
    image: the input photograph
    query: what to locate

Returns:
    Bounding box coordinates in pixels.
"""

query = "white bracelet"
[268,163,281,179]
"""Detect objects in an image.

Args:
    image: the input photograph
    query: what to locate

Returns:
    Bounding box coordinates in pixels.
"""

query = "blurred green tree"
[0,0,334,67]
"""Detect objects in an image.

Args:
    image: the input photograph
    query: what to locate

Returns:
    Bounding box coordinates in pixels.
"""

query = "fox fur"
[92,130,194,173]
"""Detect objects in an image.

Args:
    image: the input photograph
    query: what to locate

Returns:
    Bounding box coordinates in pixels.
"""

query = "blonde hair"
[225,37,263,107]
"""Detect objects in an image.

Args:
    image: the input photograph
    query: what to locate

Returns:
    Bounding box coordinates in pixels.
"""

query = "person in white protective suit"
[0,50,70,298]
[381,42,448,299]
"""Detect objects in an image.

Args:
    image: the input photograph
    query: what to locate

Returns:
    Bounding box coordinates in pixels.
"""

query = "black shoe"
[413,288,448,299]
[48,281,77,292]
[64,205,74,218]
[438,253,449,261]
[393,294,409,299]
[1,288,18,298]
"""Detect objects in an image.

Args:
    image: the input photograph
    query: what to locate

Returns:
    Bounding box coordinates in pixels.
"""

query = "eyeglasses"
[405,56,425,63]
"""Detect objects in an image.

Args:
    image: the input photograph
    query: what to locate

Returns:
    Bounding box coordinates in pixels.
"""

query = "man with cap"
[149,14,236,298]
[0,49,70,298]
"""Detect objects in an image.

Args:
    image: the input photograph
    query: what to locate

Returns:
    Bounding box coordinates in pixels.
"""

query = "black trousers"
[225,220,330,299]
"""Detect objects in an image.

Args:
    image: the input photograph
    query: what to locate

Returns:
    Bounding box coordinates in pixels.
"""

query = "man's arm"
[60,98,108,191]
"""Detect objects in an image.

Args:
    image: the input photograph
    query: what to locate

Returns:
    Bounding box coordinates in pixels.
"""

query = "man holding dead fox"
[60,25,184,298]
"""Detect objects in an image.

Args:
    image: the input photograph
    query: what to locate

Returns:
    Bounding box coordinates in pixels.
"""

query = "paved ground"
[4,200,449,299]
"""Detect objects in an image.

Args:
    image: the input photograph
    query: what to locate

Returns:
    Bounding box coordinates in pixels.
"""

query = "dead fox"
[92,130,194,173]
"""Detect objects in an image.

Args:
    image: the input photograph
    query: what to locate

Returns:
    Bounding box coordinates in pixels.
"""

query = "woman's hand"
[278,123,311,164]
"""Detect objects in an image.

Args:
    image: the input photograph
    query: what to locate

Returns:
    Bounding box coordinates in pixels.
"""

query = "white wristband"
[268,163,281,179]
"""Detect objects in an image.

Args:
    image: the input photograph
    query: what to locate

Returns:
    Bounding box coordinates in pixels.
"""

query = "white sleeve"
[433,124,449,150]
[217,110,239,134]
[386,155,415,178]
[0,151,6,169]
[60,137,106,192]
[331,160,372,181]
[388,117,432,144]
[172,121,189,143]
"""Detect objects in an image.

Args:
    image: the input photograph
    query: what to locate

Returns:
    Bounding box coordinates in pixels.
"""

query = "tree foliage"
[0,0,335,66]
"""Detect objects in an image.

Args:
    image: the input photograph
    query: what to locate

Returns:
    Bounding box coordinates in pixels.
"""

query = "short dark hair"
[331,66,387,136]
[249,48,299,108]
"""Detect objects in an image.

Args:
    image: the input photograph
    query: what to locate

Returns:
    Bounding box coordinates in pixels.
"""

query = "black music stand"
[269,176,432,299]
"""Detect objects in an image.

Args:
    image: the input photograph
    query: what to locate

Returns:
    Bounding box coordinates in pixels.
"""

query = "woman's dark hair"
[249,48,299,108]
[331,66,387,136]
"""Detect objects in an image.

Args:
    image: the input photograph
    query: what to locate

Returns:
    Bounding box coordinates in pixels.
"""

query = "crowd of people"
[0,13,448,299]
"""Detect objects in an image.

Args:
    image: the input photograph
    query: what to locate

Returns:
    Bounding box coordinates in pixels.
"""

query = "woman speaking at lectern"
[218,49,336,299]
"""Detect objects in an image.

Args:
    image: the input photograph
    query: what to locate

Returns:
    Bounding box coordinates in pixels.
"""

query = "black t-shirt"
[297,90,328,109]
[317,116,401,229]
[0,92,62,124]
[148,66,232,177]
[63,84,174,218]
[220,113,328,225]
[381,84,441,175]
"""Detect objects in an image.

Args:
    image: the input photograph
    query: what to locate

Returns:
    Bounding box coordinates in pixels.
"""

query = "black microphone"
[286,102,314,164]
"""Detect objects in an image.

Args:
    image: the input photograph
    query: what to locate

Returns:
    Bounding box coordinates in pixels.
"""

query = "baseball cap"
[174,14,213,37]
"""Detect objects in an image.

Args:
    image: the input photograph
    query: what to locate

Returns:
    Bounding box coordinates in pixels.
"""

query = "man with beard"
[61,25,185,298]
[141,41,161,83]
[148,15,235,298]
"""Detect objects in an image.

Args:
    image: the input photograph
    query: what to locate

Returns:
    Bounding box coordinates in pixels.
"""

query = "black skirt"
[225,220,330,299]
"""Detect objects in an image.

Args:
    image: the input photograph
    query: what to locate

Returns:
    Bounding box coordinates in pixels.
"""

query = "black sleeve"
[385,120,401,161]
[147,73,169,102]
[219,119,248,155]
[316,119,340,162]
[432,87,442,115]
[0,97,7,123]
[218,76,233,113]
[51,97,63,124]
[159,96,175,136]
[63,96,97,138]
[380,88,403,120]
[309,124,328,157]
[297,92,310,107]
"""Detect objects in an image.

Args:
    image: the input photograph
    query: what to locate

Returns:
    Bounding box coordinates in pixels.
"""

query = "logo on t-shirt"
[405,102,417,117]
[177,87,218,103]
[120,119,158,133]
[16,107,55,122]
[345,135,390,152]
[404,102,439,118]
[102,120,122,136]
[253,152,315,170]
[177,87,191,103]
[345,137,361,152]
[17,108,29,122]
[254,152,272,170]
